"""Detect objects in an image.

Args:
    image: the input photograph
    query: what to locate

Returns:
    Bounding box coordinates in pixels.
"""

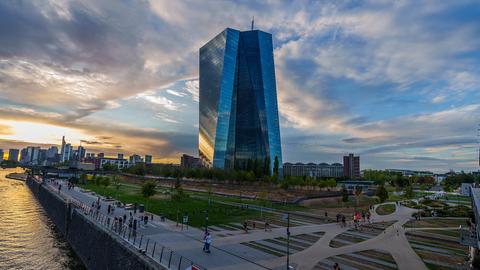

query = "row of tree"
[443,172,480,191]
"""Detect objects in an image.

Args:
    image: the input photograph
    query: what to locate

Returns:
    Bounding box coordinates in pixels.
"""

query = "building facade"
[8,149,19,162]
[199,27,282,173]
[283,162,344,178]
[180,154,200,169]
[343,153,360,179]
[144,155,152,164]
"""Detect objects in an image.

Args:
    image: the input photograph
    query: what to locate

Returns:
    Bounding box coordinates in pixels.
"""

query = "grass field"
[80,182,262,228]
[376,204,396,215]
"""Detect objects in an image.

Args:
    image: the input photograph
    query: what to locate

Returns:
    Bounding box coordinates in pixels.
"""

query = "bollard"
[159,247,164,262]
[168,251,173,268]
[178,257,182,270]
[145,239,150,253]
[152,242,156,257]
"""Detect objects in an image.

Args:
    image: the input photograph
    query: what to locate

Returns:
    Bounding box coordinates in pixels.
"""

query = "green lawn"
[376,204,396,215]
[192,193,305,211]
[80,182,261,228]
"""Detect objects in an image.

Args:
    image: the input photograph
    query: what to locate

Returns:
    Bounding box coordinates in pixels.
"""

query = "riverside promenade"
[45,178,270,270]
[44,178,445,270]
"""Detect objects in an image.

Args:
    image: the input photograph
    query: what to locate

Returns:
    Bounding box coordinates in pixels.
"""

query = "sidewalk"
[47,179,270,270]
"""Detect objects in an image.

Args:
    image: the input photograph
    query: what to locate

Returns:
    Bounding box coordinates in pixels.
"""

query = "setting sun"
[0,120,92,145]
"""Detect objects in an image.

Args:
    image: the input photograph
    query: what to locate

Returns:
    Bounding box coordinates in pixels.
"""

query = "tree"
[101,176,111,189]
[263,157,271,176]
[102,163,117,171]
[354,185,363,211]
[404,185,414,199]
[273,156,279,178]
[172,178,186,202]
[341,185,349,203]
[376,185,389,203]
[79,174,88,184]
[94,175,102,186]
[141,180,157,211]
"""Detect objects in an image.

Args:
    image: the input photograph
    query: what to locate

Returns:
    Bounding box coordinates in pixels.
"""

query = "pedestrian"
[58,184,62,193]
[341,215,346,228]
[325,211,328,217]
[202,230,208,252]
[144,215,148,225]
[252,221,256,230]
[204,232,212,253]
[243,221,248,233]
[333,262,341,270]
[107,204,111,215]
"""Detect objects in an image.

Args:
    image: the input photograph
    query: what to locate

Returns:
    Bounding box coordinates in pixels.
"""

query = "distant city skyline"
[0,1,479,171]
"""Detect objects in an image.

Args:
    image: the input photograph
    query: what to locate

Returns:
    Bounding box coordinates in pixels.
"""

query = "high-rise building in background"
[60,136,66,162]
[77,146,86,161]
[46,146,58,160]
[144,155,152,164]
[0,149,4,161]
[8,149,19,162]
[343,153,360,179]
[62,144,72,162]
[20,148,29,163]
[199,27,282,173]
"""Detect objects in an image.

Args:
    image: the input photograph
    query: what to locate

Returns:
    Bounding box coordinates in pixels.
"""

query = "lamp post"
[205,209,209,232]
[286,213,290,269]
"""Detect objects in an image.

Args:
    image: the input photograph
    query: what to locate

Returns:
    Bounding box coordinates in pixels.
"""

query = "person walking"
[204,232,212,253]
[243,221,248,233]
[202,230,208,252]
[333,262,341,270]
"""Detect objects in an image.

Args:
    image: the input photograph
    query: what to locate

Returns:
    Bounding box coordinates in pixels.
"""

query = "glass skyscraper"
[199,28,282,173]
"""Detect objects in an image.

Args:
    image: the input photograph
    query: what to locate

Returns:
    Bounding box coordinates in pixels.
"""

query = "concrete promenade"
[46,179,269,270]
[46,179,435,270]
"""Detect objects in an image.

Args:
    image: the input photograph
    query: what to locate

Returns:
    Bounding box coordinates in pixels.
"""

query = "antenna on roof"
[251,16,254,30]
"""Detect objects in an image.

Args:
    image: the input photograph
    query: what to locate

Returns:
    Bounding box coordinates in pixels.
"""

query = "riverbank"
[26,176,164,270]
[6,172,28,181]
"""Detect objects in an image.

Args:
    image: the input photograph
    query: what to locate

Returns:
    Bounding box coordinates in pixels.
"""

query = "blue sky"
[0,0,479,172]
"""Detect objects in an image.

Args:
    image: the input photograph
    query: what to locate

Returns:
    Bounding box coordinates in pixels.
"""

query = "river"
[0,168,85,269]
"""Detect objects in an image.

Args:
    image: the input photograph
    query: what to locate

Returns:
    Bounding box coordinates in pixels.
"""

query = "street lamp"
[205,209,209,232]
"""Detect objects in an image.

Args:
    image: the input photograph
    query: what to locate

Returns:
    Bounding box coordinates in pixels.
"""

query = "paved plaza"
[46,179,465,270]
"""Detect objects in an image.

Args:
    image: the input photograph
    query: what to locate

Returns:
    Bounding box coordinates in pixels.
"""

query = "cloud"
[183,79,199,102]
[166,89,186,97]
[134,92,181,111]
[0,0,479,170]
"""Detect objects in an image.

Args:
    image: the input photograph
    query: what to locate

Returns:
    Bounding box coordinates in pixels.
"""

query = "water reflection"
[0,168,85,270]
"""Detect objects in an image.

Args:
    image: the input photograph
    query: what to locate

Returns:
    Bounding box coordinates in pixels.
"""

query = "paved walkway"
[46,179,269,270]
[258,202,427,270]
[47,179,432,270]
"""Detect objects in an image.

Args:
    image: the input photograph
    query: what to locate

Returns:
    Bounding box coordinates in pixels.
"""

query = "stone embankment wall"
[26,177,163,270]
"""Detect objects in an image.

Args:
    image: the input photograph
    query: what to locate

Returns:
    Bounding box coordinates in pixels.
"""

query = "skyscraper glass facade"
[199,28,282,173]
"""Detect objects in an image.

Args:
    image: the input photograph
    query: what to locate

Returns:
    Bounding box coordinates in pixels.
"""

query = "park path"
[47,179,429,270]
[45,179,269,270]
[258,202,427,270]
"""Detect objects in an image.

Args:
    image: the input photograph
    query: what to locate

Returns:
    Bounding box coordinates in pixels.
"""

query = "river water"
[0,168,85,270]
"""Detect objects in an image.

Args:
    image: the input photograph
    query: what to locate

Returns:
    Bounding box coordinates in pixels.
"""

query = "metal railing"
[41,179,207,270]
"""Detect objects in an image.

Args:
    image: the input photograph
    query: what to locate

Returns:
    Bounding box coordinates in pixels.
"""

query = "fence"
[44,179,207,270]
